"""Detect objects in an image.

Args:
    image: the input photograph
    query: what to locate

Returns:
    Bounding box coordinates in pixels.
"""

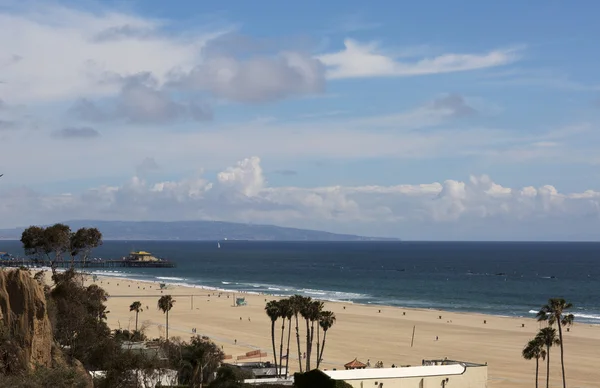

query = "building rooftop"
[323,364,467,380]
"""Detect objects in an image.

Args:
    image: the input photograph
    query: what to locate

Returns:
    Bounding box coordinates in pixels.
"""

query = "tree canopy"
[20,224,103,267]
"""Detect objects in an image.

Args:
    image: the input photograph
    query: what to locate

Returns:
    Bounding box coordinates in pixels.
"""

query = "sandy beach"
[82,274,600,388]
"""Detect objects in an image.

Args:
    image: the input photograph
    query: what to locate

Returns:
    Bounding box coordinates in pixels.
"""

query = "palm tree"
[299,296,319,370]
[523,338,546,388]
[265,300,280,375]
[306,300,323,371]
[289,294,306,373]
[157,295,175,342]
[536,327,560,388]
[281,299,294,378]
[277,299,291,377]
[315,309,322,370]
[537,298,574,388]
[317,311,336,368]
[129,301,143,332]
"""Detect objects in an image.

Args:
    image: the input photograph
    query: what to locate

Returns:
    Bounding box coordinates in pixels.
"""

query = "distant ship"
[217,242,221,249]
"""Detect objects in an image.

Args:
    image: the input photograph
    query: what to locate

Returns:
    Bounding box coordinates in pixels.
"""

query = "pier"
[0,259,176,269]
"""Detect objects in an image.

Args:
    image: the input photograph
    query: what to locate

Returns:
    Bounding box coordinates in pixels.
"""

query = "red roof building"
[344,358,367,370]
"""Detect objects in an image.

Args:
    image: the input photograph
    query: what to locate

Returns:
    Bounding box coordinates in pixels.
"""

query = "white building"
[322,360,488,388]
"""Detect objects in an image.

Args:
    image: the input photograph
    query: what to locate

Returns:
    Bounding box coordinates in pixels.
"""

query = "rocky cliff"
[0,269,53,370]
[0,269,92,387]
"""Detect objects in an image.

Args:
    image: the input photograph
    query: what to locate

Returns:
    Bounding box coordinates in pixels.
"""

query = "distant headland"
[0,220,399,241]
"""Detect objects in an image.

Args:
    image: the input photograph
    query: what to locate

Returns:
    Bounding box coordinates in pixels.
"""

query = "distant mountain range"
[0,220,398,241]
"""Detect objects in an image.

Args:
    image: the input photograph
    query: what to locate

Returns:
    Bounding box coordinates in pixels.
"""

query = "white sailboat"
[217,242,221,249]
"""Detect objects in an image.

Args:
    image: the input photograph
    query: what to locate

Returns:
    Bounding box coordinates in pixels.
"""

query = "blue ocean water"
[1,240,599,323]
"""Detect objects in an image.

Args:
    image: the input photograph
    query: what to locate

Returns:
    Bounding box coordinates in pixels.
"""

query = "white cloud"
[217,156,265,196]
[2,157,600,240]
[317,39,521,79]
[168,51,326,103]
[0,4,225,103]
[0,4,325,107]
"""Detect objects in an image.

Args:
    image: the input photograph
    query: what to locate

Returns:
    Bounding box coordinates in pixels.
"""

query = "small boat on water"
[217,242,221,249]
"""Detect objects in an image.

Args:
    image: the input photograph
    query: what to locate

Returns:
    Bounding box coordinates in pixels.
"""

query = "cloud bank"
[2,157,600,240]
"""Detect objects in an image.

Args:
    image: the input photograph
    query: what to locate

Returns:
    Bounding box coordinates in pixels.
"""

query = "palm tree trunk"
[557,323,566,388]
[305,319,311,370]
[271,320,278,375]
[316,323,321,368]
[319,330,328,366]
[546,347,550,388]
[285,318,292,378]
[535,358,539,388]
[279,319,286,376]
[135,312,139,332]
[295,314,303,372]
[166,310,169,342]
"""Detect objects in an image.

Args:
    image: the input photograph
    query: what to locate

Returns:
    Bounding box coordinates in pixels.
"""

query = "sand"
[82,275,600,388]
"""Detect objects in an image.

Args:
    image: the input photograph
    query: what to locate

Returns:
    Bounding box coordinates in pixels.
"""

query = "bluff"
[0,269,53,370]
[0,269,92,386]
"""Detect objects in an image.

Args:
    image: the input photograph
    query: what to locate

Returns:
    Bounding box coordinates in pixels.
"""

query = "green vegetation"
[294,369,352,388]
[20,224,103,268]
[265,295,336,374]
[524,298,575,388]
[522,338,546,388]
[129,301,143,332]
[536,298,574,388]
[158,295,176,341]
[0,365,91,388]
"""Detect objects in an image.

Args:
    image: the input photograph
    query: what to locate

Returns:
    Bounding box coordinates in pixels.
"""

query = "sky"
[1,0,600,240]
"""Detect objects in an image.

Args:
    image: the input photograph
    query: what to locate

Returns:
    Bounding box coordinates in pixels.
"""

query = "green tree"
[129,301,143,332]
[48,268,114,370]
[209,364,252,388]
[21,224,102,269]
[265,300,280,375]
[306,300,323,371]
[178,336,224,387]
[277,299,293,377]
[289,295,309,373]
[537,298,574,388]
[20,226,47,264]
[158,295,175,342]
[523,338,546,388]
[70,227,103,268]
[536,327,560,388]
[317,311,335,369]
[44,224,71,266]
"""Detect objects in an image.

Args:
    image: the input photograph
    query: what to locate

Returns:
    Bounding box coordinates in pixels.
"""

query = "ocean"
[1,240,599,324]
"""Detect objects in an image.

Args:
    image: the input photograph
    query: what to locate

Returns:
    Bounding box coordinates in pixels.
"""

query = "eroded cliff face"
[0,269,53,369]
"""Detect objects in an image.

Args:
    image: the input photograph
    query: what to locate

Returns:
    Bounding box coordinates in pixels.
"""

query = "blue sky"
[1,0,600,239]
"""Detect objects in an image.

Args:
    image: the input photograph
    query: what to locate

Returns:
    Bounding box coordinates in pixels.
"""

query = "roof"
[344,358,367,368]
[324,364,467,380]
[131,251,152,255]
